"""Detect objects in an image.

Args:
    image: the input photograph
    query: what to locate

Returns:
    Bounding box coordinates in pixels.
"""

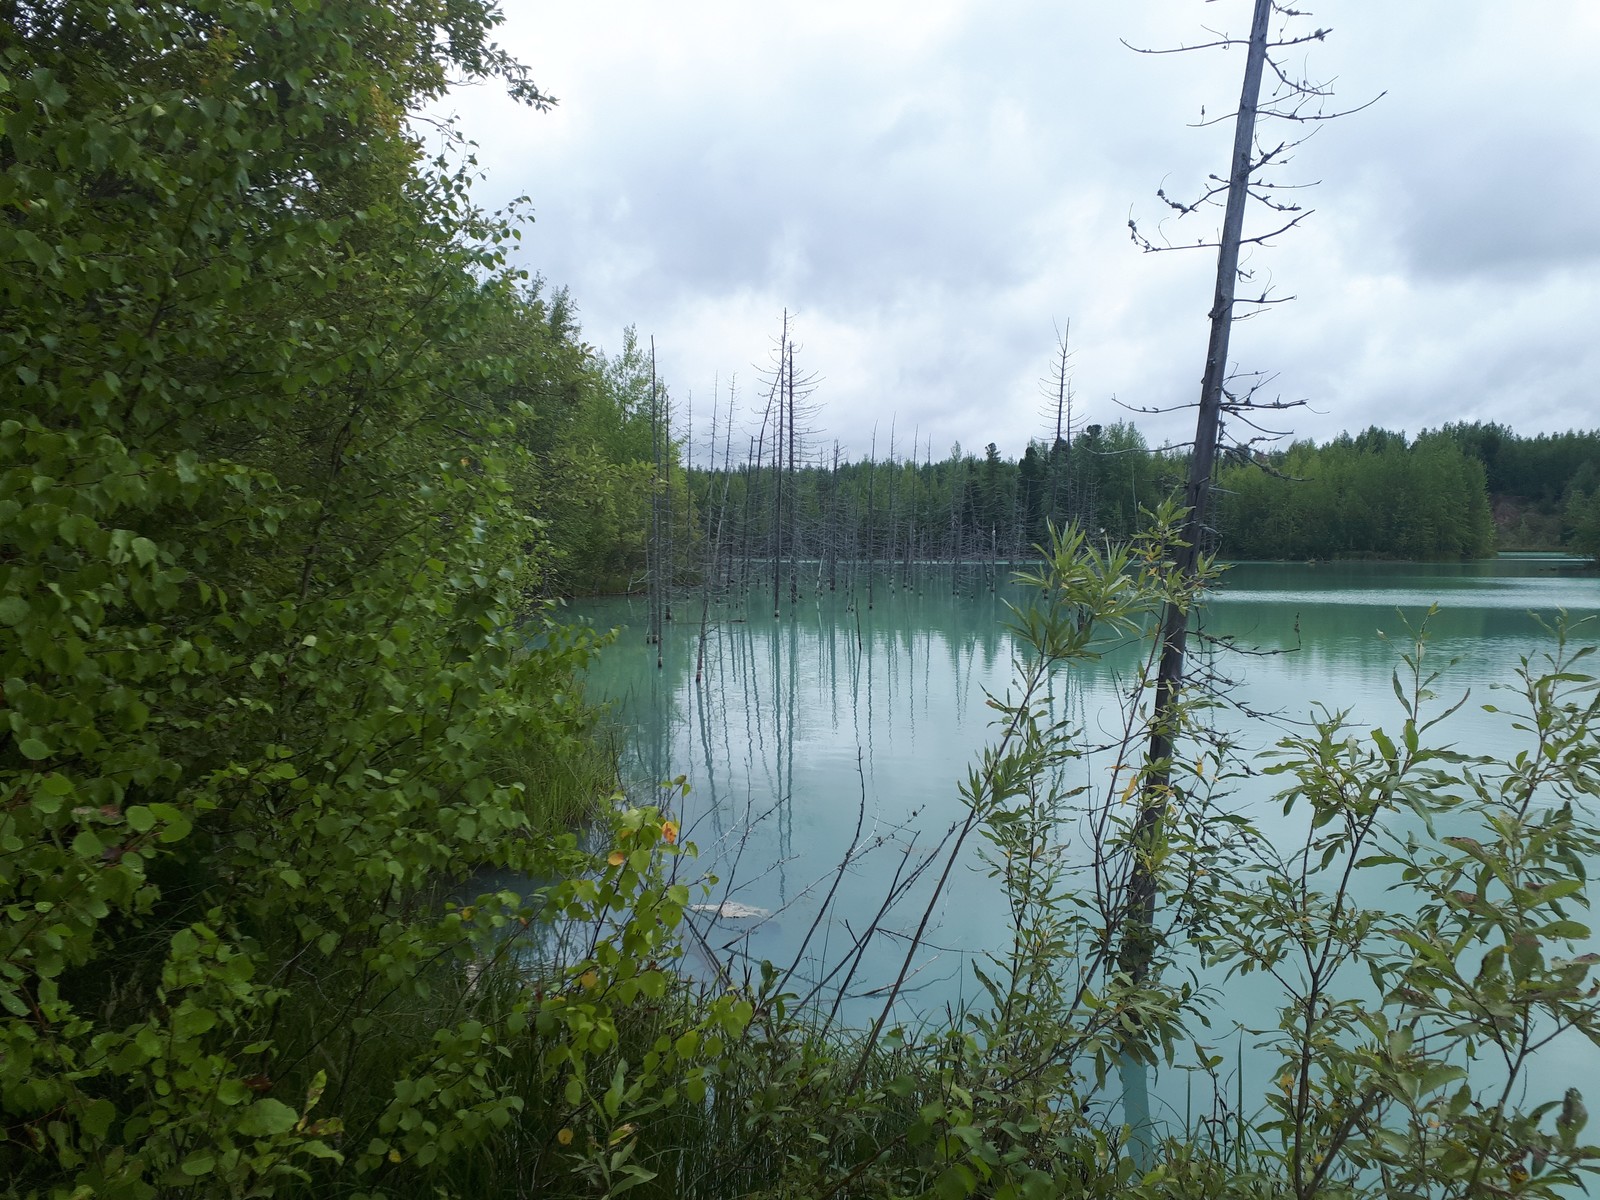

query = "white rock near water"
[688,901,770,920]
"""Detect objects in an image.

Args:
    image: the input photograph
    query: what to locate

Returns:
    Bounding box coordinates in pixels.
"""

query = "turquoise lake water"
[563,554,1600,1163]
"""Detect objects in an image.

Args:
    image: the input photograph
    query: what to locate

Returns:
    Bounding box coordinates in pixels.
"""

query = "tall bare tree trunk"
[1114,6,1272,1168]
[1123,0,1270,985]
[770,314,789,618]
[904,431,918,589]
[787,343,798,609]
[648,338,665,667]
[864,430,877,610]
[828,441,841,592]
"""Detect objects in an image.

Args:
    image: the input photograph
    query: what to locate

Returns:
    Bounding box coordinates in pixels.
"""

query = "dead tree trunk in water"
[787,343,799,608]
[662,383,673,630]
[738,435,758,597]
[647,338,665,667]
[1046,322,1075,530]
[1121,0,1270,983]
[864,430,877,610]
[904,431,919,589]
[884,421,899,593]
[695,382,737,685]
[834,442,844,593]
[771,330,784,619]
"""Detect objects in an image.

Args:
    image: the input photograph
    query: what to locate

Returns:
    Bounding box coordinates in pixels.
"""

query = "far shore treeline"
[648,421,1600,598]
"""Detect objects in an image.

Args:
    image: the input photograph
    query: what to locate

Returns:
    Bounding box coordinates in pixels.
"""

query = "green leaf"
[0,595,28,626]
[81,1098,116,1139]
[607,1165,658,1196]
[935,1163,978,1199]
[148,803,193,843]
[238,1098,300,1137]
[1534,879,1585,904]
[174,1006,217,1037]
[1419,1064,1467,1095]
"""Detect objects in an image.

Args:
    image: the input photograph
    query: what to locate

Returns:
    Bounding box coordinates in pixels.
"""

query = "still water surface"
[567,556,1600,1137]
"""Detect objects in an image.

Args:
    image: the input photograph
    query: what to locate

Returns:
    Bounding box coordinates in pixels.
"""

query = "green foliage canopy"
[1216,429,1496,560]
[0,2,651,1194]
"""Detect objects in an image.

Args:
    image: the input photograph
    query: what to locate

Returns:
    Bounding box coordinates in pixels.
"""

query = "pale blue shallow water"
[564,555,1600,1180]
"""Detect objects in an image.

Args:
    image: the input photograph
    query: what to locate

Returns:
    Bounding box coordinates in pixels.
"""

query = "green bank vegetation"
[6,4,1600,1199]
[0,0,658,1193]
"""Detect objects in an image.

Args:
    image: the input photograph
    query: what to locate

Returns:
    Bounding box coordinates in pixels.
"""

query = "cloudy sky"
[439,2,1600,464]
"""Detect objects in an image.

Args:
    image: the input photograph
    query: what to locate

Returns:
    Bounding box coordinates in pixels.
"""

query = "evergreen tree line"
[1214,427,1497,561]
[673,417,1600,582]
[1438,421,1600,557]
[1443,422,1600,509]
[672,421,1172,603]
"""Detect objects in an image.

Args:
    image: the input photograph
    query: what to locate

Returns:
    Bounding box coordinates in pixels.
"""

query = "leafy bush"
[0,3,615,1195]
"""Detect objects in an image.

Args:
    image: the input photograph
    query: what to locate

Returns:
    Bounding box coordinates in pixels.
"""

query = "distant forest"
[658,420,1600,594]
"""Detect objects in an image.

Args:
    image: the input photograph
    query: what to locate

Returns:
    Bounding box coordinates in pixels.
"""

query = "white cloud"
[441,1,1600,460]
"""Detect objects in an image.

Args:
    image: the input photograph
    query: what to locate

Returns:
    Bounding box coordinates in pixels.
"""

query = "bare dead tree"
[1047,322,1086,530]
[768,315,787,618]
[738,433,758,596]
[864,428,878,610]
[647,338,663,662]
[1118,0,1378,984]
[884,419,900,593]
[748,311,823,617]
[1044,319,1077,453]
[786,342,800,608]
[1104,11,1377,1156]
[695,379,738,685]
[827,440,842,592]
[924,437,934,588]
[903,429,920,588]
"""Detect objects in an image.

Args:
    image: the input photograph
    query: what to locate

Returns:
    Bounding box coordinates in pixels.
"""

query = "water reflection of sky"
[1219,583,1596,609]
[575,559,1600,1164]
[576,562,1600,982]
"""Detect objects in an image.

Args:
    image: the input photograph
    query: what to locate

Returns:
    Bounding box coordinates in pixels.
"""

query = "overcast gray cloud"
[439,1,1600,463]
